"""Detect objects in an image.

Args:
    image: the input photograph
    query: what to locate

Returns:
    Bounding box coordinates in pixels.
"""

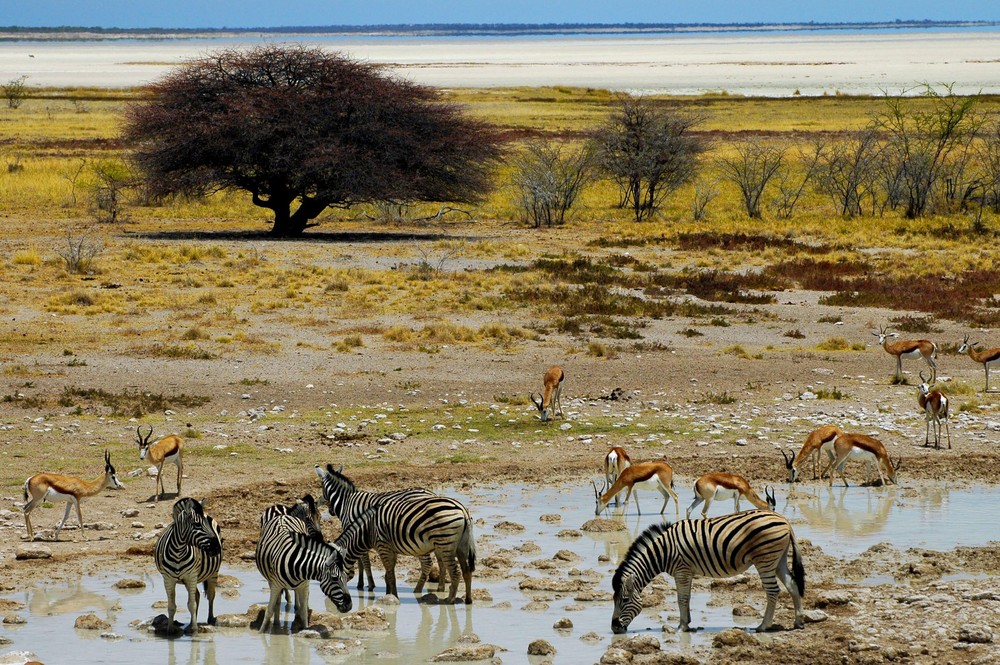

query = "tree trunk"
[265,197,329,238]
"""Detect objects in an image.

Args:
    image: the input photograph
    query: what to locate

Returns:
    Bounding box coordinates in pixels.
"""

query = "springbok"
[603,446,631,506]
[593,461,680,516]
[137,425,184,501]
[530,365,564,423]
[781,425,842,482]
[917,372,951,450]
[686,472,776,519]
[23,450,124,541]
[873,325,937,384]
[821,433,901,487]
[958,333,1000,393]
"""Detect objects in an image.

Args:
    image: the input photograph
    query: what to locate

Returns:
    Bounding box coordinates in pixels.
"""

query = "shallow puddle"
[2,480,998,663]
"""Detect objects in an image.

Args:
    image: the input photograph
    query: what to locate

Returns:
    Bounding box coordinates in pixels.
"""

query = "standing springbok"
[603,446,631,507]
[23,450,125,541]
[958,334,1000,393]
[593,461,680,516]
[530,365,564,423]
[686,472,776,519]
[137,425,183,501]
[821,433,901,487]
[873,325,937,384]
[917,372,951,450]
[781,425,842,482]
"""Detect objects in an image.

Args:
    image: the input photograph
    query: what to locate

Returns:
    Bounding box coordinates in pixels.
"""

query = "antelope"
[603,446,631,507]
[593,461,680,516]
[137,425,183,501]
[781,425,843,482]
[873,325,937,383]
[917,372,951,450]
[821,433,901,488]
[530,365,564,423]
[958,334,1000,393]
[686,472,776,519]
[22,450,124,541]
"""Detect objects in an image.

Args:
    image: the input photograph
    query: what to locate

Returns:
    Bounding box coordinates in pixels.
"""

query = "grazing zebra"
[260,494,325,609]
[611,510,804,634]
[153,498,223,634]
[315,464,476,604]
[254,510,352,632]
[314,464,443,593]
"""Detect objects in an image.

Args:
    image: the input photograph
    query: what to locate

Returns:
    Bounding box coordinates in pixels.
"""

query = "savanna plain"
[0,84,999,664]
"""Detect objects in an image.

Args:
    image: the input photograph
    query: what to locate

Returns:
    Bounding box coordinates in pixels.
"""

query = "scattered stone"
[580,631,603,644]
[732,604,756,616]
[713,628,757,648]
[814,589,852,607]
[553,617,573,631]
[619,634,661,654]
[121,508,140,518]
[539,514,562,523]
[316,638,365,658]
[528,639,556,656]
[344,607,389,631]
[803,609,829,623]
[217,575,240,589]
[581,519,625,533]
[521,600,550,612]
[556,529,582,539]
[214,614,251,628]
[599,648,632,664]
[100,631,124,640]
[0,652,41,665]
[85,522,115,531]
[74,613,111,630]
[113,578,146,590]
[517,542,542,554]
[471,588,493,603]
[574,591,613,602]
[0,602,23,613]
[151,613,183,634]
[2,615,25,625]
[494,521,525,534]
[553,549,581,563]
[959,625,994,644]
[432,644,498,662]
[309,612,345,630]
[457,633,481,644]
[519,578,592,592]
[14,544,51,560]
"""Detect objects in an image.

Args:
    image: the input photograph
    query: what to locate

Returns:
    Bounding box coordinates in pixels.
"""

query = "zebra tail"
[790,530,806,597]
[459,518,476,573]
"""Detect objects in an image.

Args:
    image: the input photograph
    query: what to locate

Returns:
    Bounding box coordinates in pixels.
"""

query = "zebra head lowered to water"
[611,510,805,634]
[153,497,223,634]
[255,512,351,633]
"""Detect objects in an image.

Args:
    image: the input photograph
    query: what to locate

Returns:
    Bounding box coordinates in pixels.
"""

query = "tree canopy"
[123,45,504,237]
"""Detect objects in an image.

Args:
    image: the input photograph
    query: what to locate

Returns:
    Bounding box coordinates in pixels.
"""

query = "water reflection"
[167,638,218,665]
[787,484,897,540]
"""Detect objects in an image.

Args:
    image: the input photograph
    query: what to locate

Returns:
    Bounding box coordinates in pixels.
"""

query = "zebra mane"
[173,497,205,521]
[612,521,673,593]
[324,464,356,493]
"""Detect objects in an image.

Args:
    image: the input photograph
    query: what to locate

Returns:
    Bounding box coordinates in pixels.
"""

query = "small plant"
[13,247,42,265]
[783,329,806,339]
[817,315,843,324]
[239,377,270,386]
[679,328,703,337]
[815,337,851,351]
[57,229,104,274]
[586,341,617,358]
[710,317,730,327]
[3,75,28,109]
[723,345,752,359]
[181,326,211,341]
[334,335,365,353]
[697,390,737,405]
[397,380,421,390]
[814,387,847,400]
[890,315,939,334]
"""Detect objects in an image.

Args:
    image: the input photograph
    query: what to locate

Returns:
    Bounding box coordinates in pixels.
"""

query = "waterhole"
[2,480,996,663]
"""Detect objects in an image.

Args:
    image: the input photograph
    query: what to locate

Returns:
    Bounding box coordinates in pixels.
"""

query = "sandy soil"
[1,230,999,664]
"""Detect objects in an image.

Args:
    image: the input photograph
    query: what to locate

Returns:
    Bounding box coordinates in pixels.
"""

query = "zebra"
[260,494,325,609]
[315,464,476,604]
[153,498,223,634]
[611,510,804,634]
[254,508,353,632]
[314,464,443,593]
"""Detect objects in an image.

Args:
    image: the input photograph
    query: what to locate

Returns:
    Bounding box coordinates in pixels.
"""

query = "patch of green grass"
[814,387,847,400]
[58,386,210,418]
[696,390,737,405]
[815,337,852,351]
[723,344,752,359]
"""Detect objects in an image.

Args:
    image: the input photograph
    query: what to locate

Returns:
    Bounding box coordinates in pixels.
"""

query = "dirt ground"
[1,229,999,664]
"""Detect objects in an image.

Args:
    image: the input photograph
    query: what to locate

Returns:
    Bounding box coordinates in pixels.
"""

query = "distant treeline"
[0,20,997,39]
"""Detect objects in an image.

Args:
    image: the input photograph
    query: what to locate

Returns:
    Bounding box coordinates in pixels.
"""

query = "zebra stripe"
[254,512,351,632]
[153,498,222,633]
[611,510,804,634]
[315,464,439,592]
[260,495,325,608]
[315,464,476,604]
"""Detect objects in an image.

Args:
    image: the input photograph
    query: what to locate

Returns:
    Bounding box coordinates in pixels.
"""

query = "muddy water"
[2,481,997,664]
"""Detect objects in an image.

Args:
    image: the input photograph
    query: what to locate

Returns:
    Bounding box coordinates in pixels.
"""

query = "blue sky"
[6,1,1000,29]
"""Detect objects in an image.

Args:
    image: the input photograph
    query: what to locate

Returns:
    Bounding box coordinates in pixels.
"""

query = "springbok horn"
[780,448,793,468]
[530,392,543,409]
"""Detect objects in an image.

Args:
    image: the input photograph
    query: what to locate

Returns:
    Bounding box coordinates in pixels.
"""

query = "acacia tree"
[593,96,705,222]
[123,46,503,237]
